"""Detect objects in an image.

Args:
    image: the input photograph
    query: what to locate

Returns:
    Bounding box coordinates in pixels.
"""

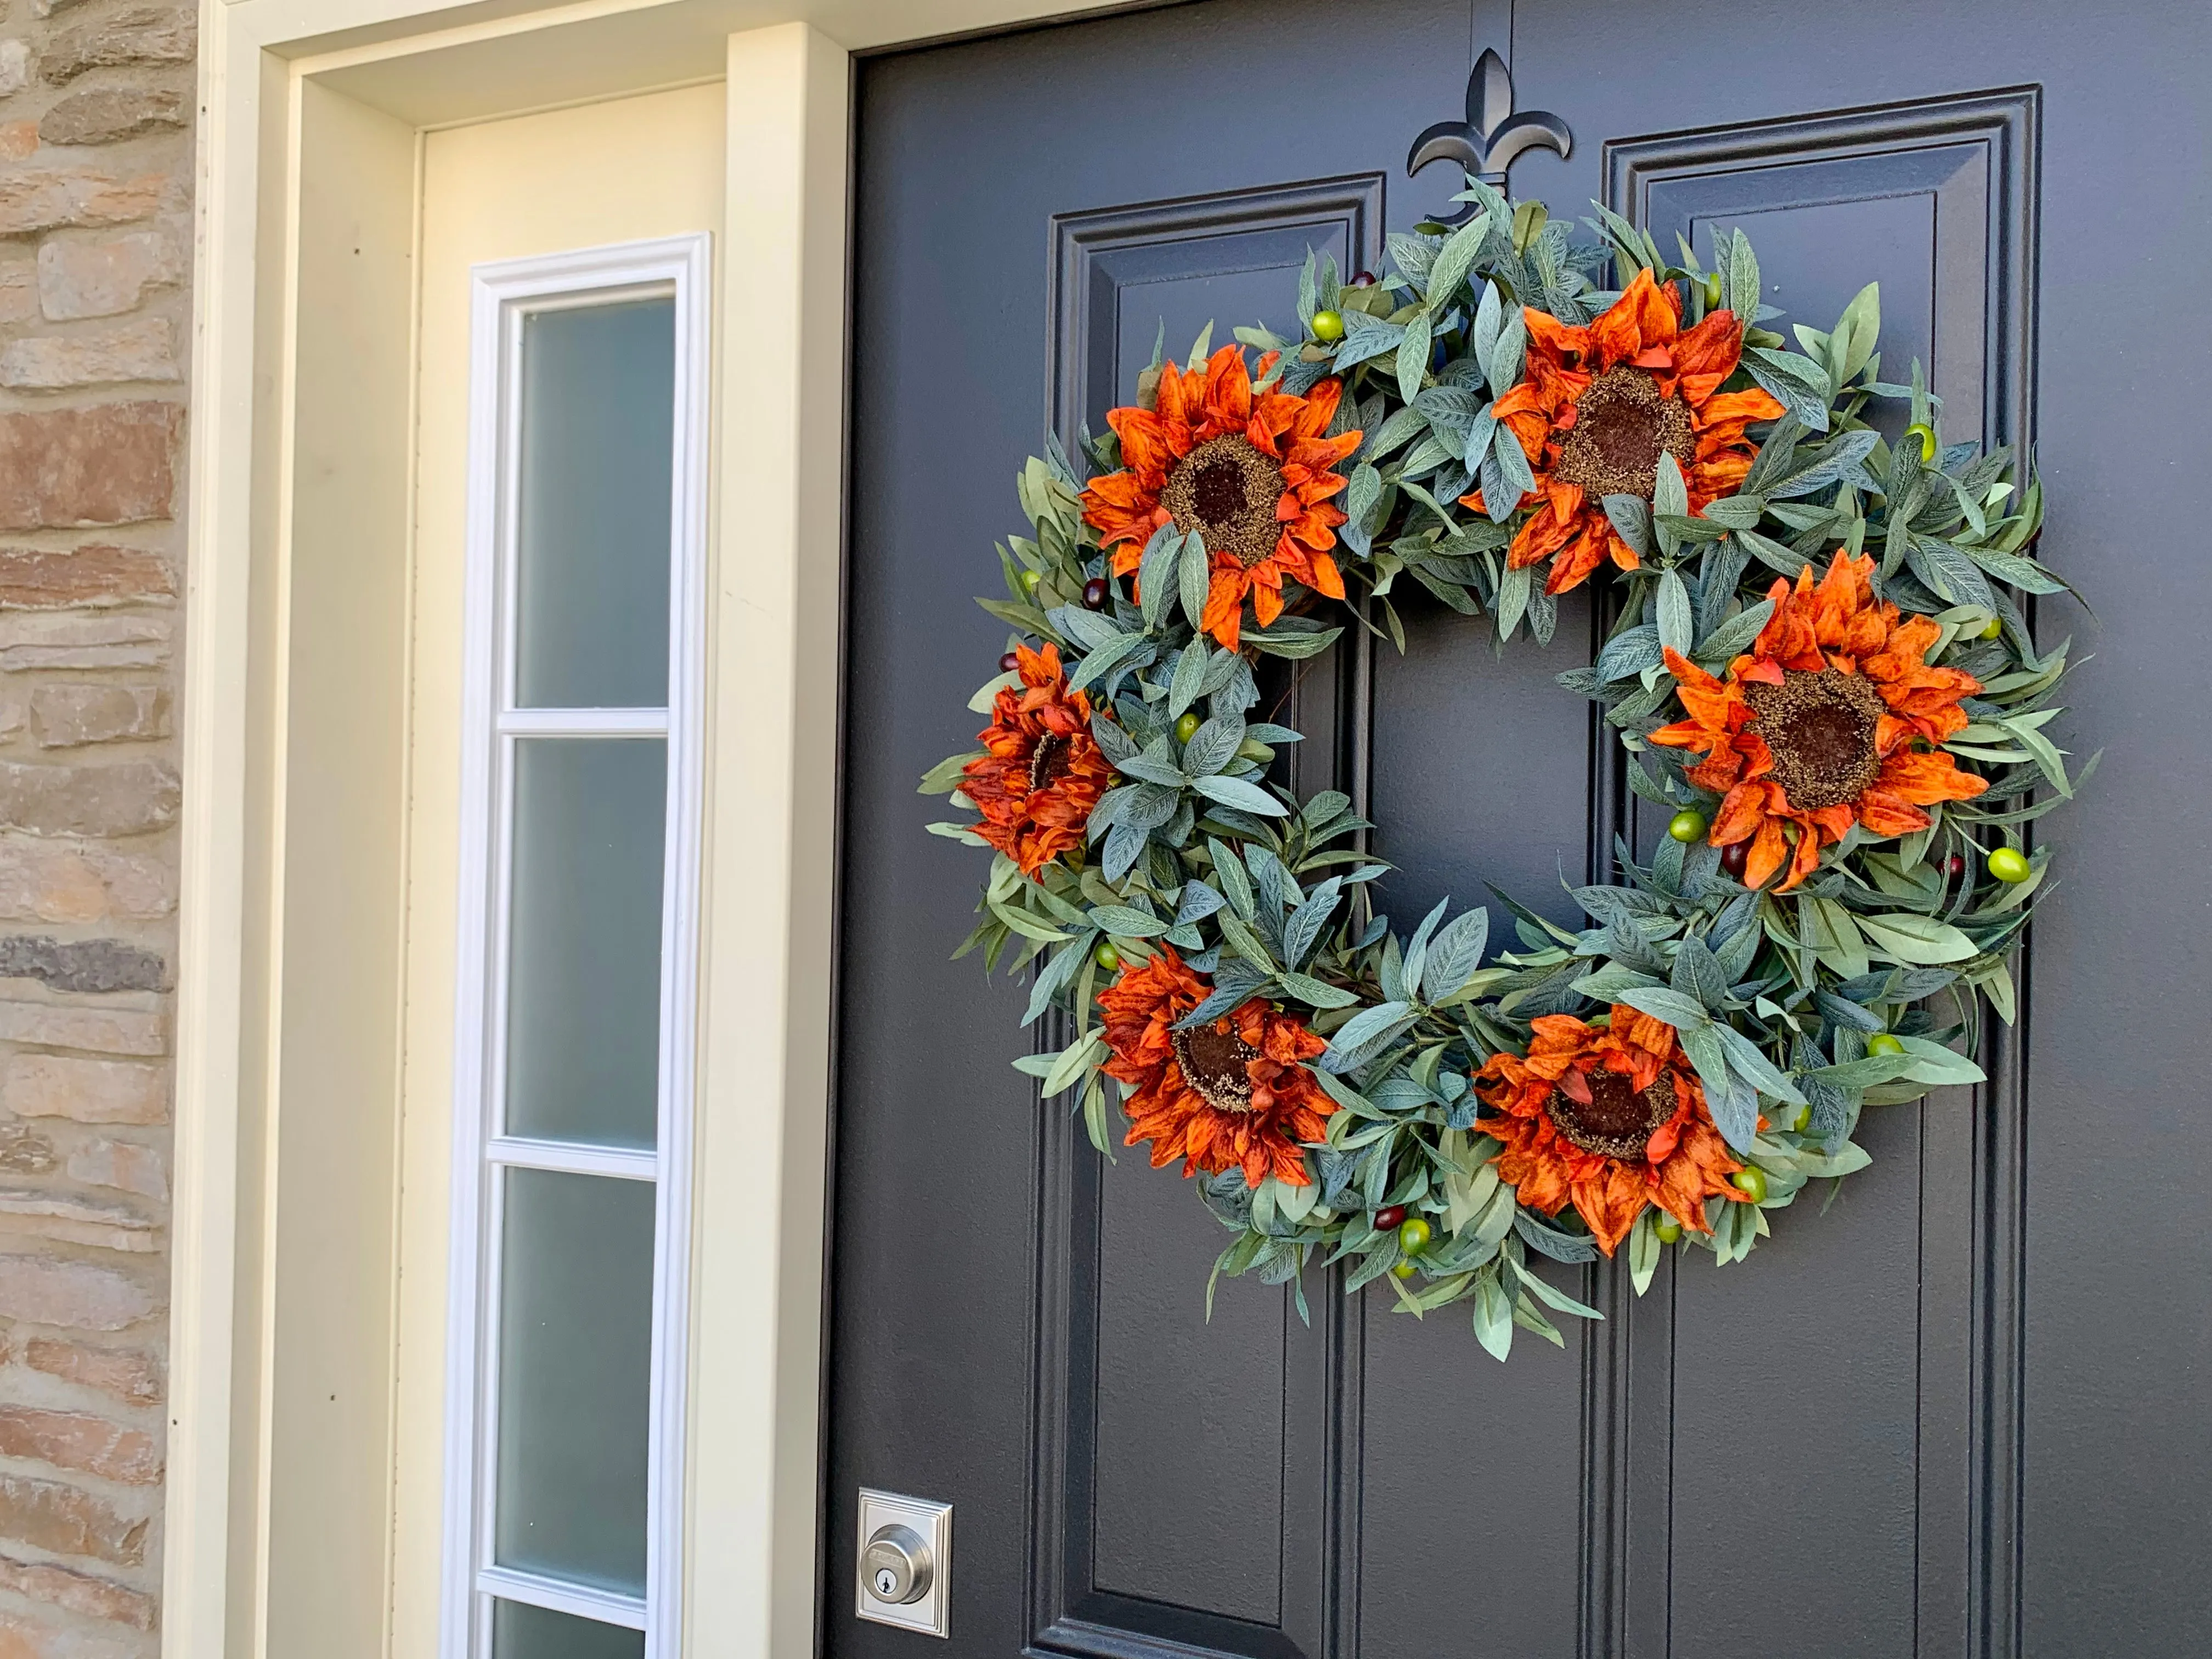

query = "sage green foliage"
[919,175,2079,1361]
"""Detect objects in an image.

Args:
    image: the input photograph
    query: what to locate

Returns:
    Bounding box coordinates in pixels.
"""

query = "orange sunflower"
[1098,946,1337,1188]
[1472,1003,1745,1254]
[1648,551,1989,892]
[1082,345,1362,651]
[960,642,1117,876]
[1459,268,1786,595]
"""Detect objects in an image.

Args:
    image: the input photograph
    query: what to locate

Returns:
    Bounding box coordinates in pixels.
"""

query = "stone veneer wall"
[0,0,193,1652]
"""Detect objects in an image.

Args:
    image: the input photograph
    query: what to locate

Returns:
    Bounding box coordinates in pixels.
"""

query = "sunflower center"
[1171,1023,1260,1114]
[1744,667,1885,811]
[1544,1067,1677,1161]
[1553,366,1696,500]
[1028,731,1071,793]
[1162,435,1285,569]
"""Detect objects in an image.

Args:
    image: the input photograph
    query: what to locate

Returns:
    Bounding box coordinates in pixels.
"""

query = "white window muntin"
[443,232,710,1659]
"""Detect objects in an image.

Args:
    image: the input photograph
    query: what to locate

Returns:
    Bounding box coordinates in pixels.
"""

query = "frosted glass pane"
[515,298,674,709]
[493,1600,644,1659]
[505,738,665,1148]
[494,1169,655,1593]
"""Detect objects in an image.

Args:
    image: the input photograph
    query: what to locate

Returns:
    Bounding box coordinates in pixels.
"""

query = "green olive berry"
[1987,845,2032,883]
[1390,1260,1418,1280]
[1730,1166,1769,1203]
[1904,422,1938,464]
[1093,942,1121,973]
[1173,712,1201,743]
[1702,272,1723,309]
[1789,1104,1812,1132]
[1866,1033,1906,1057]
[1397,1216,1433,1255]
[1311,309,1346,343]
[1979,616,2005,641]
[1414,220,1447,236]
[1668,809,1708,843]
[1652,1212,1684,1244]
[1020,568,1042,592]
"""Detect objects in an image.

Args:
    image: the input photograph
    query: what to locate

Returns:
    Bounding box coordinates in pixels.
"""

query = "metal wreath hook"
[1406,48,1573,224]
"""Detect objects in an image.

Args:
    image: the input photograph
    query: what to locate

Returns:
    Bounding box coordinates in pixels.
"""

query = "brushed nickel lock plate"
[856,1488,953,1638]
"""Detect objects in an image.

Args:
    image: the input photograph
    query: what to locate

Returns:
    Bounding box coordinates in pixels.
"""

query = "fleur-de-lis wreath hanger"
[1407,47,1573,221]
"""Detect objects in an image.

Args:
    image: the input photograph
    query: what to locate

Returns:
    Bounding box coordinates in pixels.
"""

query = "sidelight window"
[444,236,709,1659]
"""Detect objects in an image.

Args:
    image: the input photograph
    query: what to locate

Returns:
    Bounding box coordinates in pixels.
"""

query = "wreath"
[920,182,2081,1359]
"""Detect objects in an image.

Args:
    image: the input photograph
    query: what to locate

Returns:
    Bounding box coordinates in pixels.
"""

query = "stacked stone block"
[0,0,189,1650]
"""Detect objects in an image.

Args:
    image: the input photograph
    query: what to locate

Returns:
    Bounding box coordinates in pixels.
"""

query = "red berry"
[1081,577,1110,610]
[1943,853,1967,879]
[998,651,1020,674]
[1720,840,1751,879]
[1373,1205,1406,1231]
[1347,270,1376,287]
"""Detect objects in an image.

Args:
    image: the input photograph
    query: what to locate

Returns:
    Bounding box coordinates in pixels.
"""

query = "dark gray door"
[829,2,2212,1655]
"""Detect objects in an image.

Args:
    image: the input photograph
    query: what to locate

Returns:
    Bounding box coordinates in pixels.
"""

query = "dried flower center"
[1172,1023,1260,1114]
[1744,667,1885,810]
[1162,435,1285,568]
[1544,1066,1677,1161]
[1028,731,1071,793]
[1554,366,1696,499]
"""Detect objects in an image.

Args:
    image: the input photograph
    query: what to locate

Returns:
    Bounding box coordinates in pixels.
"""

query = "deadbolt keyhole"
[861,1523,932,1606]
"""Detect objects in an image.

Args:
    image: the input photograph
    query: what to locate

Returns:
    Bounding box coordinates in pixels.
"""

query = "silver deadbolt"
[863,1522,932,1604]
[857,1489,952,1637]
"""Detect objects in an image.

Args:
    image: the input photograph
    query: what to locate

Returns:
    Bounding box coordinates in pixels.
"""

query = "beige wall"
[0,2,194,1655]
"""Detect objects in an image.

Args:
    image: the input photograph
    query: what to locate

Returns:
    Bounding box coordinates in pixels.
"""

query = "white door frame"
[175,2,1127,1657]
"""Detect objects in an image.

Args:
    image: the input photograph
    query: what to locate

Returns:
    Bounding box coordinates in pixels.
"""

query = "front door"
[831,2,2210,1655]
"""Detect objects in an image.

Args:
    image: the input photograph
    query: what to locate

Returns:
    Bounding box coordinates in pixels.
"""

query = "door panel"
[833,3,2212,1656]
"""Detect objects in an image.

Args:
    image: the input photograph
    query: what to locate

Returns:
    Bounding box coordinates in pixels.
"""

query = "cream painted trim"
[177,3,1126,1657]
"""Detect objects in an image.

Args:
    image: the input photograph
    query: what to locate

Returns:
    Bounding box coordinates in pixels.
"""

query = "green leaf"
[1855,912,1978,965]
[988,899,1070,943]
[1893,1034,1987,1087]
[1088,904,1171,938]
[1193,775,1287,816]
[1830,280,1881,386]
[1479,565,1525,646]
[1485,311,1526,398]
[1245,624,1343,661]
[1040,1029,1107,1098]
[1137,526,1184,629]
[1711,1024,1805,1105]
[1653,453,1689,521]
[1424,210,1491,309]
[1277,971,1360,1009]
[1472,1269,1514,1362]
[1657,567,1692,658]
[1725,229,1760,330]
[1734,527,1812,580]
[1322,1001,1415,1069]
[1396,309,1434,404]
[1216,910,1277,970]
[1179,533,1211,632]
[1628,1209,1661,1295]
[1799,894,1869,980]
[918,751,981,794]
[1167,638,1208,719]
[1795,1140,1872,1179]
[1616,987,1712,1030]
